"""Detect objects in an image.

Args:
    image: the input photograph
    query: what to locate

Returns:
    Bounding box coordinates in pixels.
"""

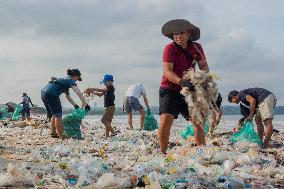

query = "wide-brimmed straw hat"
[162,19,200,41]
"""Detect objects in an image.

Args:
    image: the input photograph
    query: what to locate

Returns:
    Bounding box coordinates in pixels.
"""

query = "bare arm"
[143,94,149,108]
[71,86,88,107]
[245,95,256,119]
[65,93,77,107]
[94,92,104,97]
[29,98,34,107]
[89,88,108,93]
[163,62,182,85]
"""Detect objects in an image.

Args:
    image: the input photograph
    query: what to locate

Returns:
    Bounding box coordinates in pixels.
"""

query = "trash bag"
[179,121,209,139]
[0,106,9,120]
[229,121,263,146]
[12,104,22,121]
[143,109,158,131]
[63,108,86,139]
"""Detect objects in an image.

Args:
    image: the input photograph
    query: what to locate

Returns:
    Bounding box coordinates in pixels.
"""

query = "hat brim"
[100,79,114,84]
[162,19,200,41]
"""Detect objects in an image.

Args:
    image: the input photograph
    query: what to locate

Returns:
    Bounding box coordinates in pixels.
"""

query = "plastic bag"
[12,104,22,121]
[63,108,86,139]
[229,122,263,146]
[95,173,117,189]
[143,110,158,131]
[179,121,209,139]
[0,106,9,120]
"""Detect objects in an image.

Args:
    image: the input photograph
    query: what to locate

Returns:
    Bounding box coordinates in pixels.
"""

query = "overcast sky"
[0,0,283,108]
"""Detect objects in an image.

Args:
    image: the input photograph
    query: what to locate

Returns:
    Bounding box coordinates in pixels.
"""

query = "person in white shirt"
[123,84,150,130]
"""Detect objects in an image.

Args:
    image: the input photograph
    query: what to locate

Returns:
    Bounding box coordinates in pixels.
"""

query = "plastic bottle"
[218,176,248,189]
[77,166,89,186]
[223,160,235,175]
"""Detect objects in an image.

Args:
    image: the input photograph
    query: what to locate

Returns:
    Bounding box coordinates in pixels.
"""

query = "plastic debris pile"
[12,104,22,121]
[0,105,11,120]
[0,116,283,188]
[180,69,219,127]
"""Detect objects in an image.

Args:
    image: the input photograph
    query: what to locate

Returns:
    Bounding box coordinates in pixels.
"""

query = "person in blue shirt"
[41,69,91,139]
[228,88,277,148]
[20,93,33,121]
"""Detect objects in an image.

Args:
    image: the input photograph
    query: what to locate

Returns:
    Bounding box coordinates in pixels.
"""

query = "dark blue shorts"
[41,91,62,118]
[124,96,143,113]
[21,108,31,118]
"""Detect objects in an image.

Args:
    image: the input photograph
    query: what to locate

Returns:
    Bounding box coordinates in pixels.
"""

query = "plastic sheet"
[179,121,209,139]
[12,104,22,121]
[229,122,263,146]
[143,109,158,131]
[63,108,86,139]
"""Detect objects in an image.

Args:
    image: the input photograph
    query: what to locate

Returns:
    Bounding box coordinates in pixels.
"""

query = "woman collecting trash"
[41,69,91,139]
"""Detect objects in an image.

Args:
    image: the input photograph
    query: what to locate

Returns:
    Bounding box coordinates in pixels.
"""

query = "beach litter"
[12,104,22,121]
[143,109,158,131]
[179,121,209,140]
[63,108,87,139]
[0,115,283,188]
[229,121,263,146]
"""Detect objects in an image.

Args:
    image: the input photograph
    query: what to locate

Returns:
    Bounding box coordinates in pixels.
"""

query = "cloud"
[0,0,283,107]
[204,29,284,104]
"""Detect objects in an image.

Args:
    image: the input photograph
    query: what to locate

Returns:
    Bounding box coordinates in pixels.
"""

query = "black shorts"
[41,91,62,118]
[159,87,190,120]
[21,108,31,118]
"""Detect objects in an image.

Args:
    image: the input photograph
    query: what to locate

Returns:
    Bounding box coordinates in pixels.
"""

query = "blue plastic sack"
[180,121,209,139]
[143,109,158,131]
[229,121,263,146]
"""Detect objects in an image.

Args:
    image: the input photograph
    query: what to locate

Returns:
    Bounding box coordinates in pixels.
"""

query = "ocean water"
[85,114,284,132]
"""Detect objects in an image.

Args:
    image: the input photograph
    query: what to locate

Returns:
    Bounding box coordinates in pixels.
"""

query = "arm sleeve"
[65,93,77,107]
[162,44,176,63]
[71,86,88,106]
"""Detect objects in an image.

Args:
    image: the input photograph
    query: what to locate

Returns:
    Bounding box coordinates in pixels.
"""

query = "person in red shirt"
[159,19,209,154]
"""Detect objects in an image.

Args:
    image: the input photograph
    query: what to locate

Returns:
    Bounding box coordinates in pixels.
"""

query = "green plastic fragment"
[179,121,209,139]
